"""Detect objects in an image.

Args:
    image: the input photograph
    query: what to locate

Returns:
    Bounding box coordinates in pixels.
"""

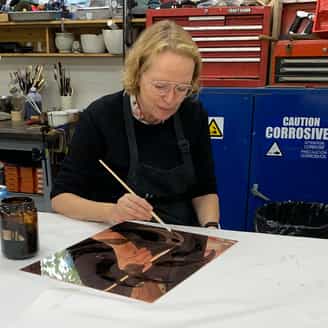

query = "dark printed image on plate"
[22,222,237,303]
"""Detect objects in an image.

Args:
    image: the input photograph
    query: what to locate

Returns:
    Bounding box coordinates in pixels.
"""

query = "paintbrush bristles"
[9,64,45,95]
[53,62,73,96]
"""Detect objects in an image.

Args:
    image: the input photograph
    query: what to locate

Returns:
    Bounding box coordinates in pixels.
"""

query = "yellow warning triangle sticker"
[209,119,223,137]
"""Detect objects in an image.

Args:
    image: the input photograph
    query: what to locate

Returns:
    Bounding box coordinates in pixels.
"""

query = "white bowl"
[102,29,123,55]
[80,34,105,53]
[55,33,74,53]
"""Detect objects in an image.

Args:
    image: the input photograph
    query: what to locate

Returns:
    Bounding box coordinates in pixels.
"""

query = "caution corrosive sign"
[208,117,224,139]
[264,115,328,160]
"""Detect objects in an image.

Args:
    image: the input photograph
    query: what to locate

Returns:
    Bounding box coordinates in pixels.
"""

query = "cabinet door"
[247,91,328,231]
[200,90,253,230]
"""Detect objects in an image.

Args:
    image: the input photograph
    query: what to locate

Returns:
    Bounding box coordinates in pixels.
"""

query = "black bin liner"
[254,201,328,238]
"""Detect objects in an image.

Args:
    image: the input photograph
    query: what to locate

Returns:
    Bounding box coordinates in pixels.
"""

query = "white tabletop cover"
[1,212,328,328]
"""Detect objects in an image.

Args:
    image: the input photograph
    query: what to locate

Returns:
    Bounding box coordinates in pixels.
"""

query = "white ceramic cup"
[60,96,73,110]
[55,33,74,53]
[102,29,123,55]
[80,34,105,53]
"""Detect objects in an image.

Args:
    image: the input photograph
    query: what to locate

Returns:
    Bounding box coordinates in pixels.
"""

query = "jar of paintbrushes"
[8,65,45,121]
[53,62,74,110]
[61,92,73,110]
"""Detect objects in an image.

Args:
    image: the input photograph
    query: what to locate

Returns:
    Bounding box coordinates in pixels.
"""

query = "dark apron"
[123,94,199,226]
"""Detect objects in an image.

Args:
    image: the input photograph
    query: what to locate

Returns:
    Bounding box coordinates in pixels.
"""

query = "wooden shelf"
[0,18,146,27]
[0,18,145,57]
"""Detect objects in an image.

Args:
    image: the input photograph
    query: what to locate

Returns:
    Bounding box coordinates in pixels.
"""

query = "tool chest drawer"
[271,40,328,85]
[146,7,271,87]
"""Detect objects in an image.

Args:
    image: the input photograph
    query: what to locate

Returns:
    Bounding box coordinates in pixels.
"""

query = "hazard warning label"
[208,117,224,139]
[266,142,282,157]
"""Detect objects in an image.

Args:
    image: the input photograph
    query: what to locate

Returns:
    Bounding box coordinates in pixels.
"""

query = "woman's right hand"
[111,193,153,223]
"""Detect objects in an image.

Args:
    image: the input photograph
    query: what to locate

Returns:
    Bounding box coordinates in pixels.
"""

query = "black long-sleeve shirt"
[51,91,217,203]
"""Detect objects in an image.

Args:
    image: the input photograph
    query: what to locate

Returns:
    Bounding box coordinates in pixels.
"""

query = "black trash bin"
[254,201,328,238]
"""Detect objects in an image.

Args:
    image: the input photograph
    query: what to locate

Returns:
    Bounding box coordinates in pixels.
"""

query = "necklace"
[130,95,164,125]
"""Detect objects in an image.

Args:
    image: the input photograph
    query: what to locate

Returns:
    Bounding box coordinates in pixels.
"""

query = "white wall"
[0,57,124,110]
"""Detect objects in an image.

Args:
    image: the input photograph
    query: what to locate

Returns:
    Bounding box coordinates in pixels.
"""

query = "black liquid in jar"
[0,197,39,260]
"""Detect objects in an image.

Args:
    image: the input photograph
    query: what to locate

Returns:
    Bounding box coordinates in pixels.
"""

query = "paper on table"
[7,284,328,328]
[6,288,233,328]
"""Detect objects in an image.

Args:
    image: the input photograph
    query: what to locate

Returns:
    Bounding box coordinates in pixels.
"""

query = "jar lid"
[1,197,35,213]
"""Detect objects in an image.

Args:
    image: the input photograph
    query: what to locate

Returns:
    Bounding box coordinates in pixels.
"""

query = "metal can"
[0,185,8,202]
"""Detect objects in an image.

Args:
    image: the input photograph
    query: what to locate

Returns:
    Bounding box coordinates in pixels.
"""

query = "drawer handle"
[202,58,261,63]
[199,47,261,52]
[188,16,225,21]
[193,36,260,41]
[184,25,263,31]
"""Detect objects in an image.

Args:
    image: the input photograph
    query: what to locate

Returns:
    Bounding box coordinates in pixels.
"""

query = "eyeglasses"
[148,80,193,97]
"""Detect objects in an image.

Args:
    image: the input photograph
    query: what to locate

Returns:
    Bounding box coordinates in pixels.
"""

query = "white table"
[1,212,327,328]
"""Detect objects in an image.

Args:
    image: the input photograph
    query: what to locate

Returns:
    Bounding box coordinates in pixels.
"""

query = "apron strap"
[173,110,194,170]
[123,93,139,181]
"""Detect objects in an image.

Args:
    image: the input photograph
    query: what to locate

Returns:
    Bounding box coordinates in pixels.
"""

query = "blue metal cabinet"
[199,90,253,231]
[200,88,328,232]
[247,91,328,231]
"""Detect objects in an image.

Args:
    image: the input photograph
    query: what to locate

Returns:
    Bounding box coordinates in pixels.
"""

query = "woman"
[51,20,220,228]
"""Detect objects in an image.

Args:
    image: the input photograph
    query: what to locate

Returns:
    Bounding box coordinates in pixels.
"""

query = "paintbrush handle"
[151,211,167,228]
[99,159,171,232]
[99,159,134,194]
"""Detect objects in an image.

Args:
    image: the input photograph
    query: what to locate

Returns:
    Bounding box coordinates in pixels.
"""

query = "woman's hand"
[111,193,153,223]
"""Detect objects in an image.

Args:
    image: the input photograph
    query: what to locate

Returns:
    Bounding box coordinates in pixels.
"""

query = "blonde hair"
[123,20,202,95]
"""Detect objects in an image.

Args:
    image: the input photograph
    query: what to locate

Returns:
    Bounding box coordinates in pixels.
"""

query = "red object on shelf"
[313,0,328,35]
[270,2,328,87]
[20,167,35,193]
[4,164,20,192]
[146,7,272,87]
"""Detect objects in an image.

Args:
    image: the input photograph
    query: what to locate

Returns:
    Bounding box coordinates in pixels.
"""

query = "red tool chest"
[146,7,272,87]
[313,0,328,35]
[271,2,328,87]
[271,40,328,86]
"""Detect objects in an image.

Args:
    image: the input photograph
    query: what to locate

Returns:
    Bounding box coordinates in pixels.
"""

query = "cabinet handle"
[251,184,270,201]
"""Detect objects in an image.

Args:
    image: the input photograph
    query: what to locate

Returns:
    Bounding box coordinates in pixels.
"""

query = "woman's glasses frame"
[148,79,193,97]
